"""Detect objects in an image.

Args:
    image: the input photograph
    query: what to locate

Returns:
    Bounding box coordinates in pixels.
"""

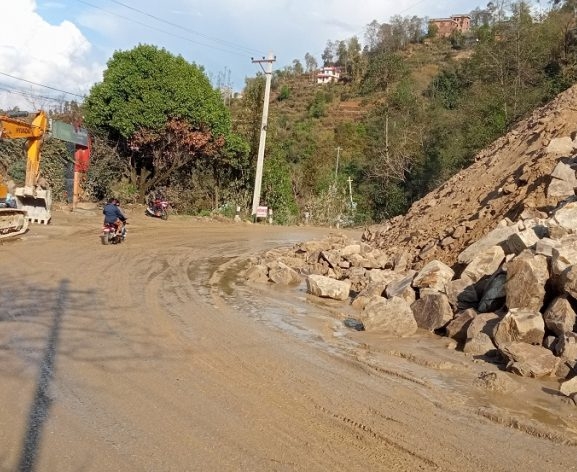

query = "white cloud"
[0,0,103,110]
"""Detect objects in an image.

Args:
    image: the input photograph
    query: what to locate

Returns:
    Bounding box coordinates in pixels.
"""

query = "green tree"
[84,44,243,202]
[321,40,336,66]
[292,59,304,75]
[361,51,407,94]
[304,52,318,74]
[262,150,298,224]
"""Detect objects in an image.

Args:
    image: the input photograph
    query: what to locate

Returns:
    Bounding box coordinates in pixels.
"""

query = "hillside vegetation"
[230,0,577,225]
[2,1,577,225]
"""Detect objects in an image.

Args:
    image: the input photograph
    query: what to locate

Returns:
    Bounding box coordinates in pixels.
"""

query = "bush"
[278,85,291,101]
[262,152,298,224]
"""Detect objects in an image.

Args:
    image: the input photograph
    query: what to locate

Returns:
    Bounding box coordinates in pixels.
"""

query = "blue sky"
[0,0,499,110]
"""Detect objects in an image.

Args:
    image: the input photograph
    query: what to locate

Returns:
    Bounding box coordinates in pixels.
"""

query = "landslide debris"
[362,84,577,270]
[243,84,577,391]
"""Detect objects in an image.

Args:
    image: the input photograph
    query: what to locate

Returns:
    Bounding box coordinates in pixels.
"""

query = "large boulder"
[506,229,541,255]
[493,308,545,347]
[546,136,575,156]
[554,333,577,379]
[560,377,577,398]
[244,264,269,284]
[458,225,519,264]
[505,250,549,311]
[461,246,505,283]
[339,244,362,258]
[268,261,302,285]
[553,202,577,233]
[361,296,418,336]
[446,309,476,344]
[410,293,453,331]
[478,273,507,313]
[446,277,478,311]
[561,265,577,301]
[554,332,577,358]
[499,342,559,378]
[413,260,455,293]
[547,159,577,198]
[351,282,388,310]
[306,275,351,301]
[320,250,342,269]
[385,271,417,304]
[535,237,561,258]
[551,239,577,276]
[463,312,500,356]
[367,269,398,285]
[543,296,576,336]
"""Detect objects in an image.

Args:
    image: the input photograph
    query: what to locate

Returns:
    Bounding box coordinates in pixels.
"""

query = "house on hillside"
[429,14,471,38]
[317,66,342,85]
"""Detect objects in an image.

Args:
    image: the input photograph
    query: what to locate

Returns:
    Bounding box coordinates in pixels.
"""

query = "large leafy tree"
[84,44,244,201]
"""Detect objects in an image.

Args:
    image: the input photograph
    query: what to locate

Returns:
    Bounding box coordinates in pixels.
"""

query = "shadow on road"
[0,275,178,472]
[17,279,70,472]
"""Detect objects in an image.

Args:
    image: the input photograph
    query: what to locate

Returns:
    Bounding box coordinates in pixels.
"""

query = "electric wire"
[107,0,262,55]
[0,85,67,104]
[76,0,264,57]
[0,72,84,98]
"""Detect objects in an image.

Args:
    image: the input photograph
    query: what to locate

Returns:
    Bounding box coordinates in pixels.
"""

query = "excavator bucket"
[14,186,52,224]
[0,208,29,240]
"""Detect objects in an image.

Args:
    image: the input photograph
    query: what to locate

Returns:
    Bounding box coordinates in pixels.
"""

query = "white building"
[316,66,342,85]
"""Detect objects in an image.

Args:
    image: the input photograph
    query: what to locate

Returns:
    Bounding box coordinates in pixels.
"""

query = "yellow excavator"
[0,110,50,240]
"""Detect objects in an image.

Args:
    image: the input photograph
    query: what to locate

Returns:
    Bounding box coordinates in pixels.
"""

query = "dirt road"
[1,207,576,471]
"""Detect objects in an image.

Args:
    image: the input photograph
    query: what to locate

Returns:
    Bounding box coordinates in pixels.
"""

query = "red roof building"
[429,14,471,38]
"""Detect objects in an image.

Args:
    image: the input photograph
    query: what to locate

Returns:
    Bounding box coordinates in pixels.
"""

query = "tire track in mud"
[148,249,448,470]
[310,400,441,470]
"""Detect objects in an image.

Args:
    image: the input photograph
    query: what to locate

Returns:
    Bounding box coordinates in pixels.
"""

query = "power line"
[397,0,429,15]
[0,71,84,98]
[76,0,263,58]
[107,0,263,56]
[0,85,67,104]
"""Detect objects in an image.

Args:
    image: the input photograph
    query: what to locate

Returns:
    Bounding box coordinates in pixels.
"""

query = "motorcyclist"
[103,198,127,237]
[148,190,165,212]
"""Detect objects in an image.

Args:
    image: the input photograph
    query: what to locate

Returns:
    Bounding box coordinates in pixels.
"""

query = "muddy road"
[1,207,576,471]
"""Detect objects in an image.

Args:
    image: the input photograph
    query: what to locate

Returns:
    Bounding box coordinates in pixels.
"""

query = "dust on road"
[0,207,576,471]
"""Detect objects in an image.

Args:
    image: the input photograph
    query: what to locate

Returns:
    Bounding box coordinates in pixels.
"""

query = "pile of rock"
[244,190,577,399]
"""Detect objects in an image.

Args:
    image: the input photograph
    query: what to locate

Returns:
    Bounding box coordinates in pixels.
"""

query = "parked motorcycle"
[101,221,126,245]
[145,198,170,220]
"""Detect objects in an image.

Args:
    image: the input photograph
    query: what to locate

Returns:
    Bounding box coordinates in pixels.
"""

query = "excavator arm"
[0,110,89,237]
[0,111,51,229]
[0,111,48,188]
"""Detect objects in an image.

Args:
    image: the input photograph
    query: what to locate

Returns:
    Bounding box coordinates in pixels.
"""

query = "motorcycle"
[101,221,126,245]
[145,198,170,220]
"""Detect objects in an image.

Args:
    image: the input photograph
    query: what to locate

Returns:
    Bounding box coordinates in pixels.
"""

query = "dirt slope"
[363,85,577,269]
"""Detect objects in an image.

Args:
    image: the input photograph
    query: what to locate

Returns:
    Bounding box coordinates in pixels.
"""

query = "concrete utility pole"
[250,52,276,218]
[335,146,342,182]
[347,176,354,207]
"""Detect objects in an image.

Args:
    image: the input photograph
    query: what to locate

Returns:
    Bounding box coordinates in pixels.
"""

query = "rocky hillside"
[362,84,577,271]
[243,84,577,395]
